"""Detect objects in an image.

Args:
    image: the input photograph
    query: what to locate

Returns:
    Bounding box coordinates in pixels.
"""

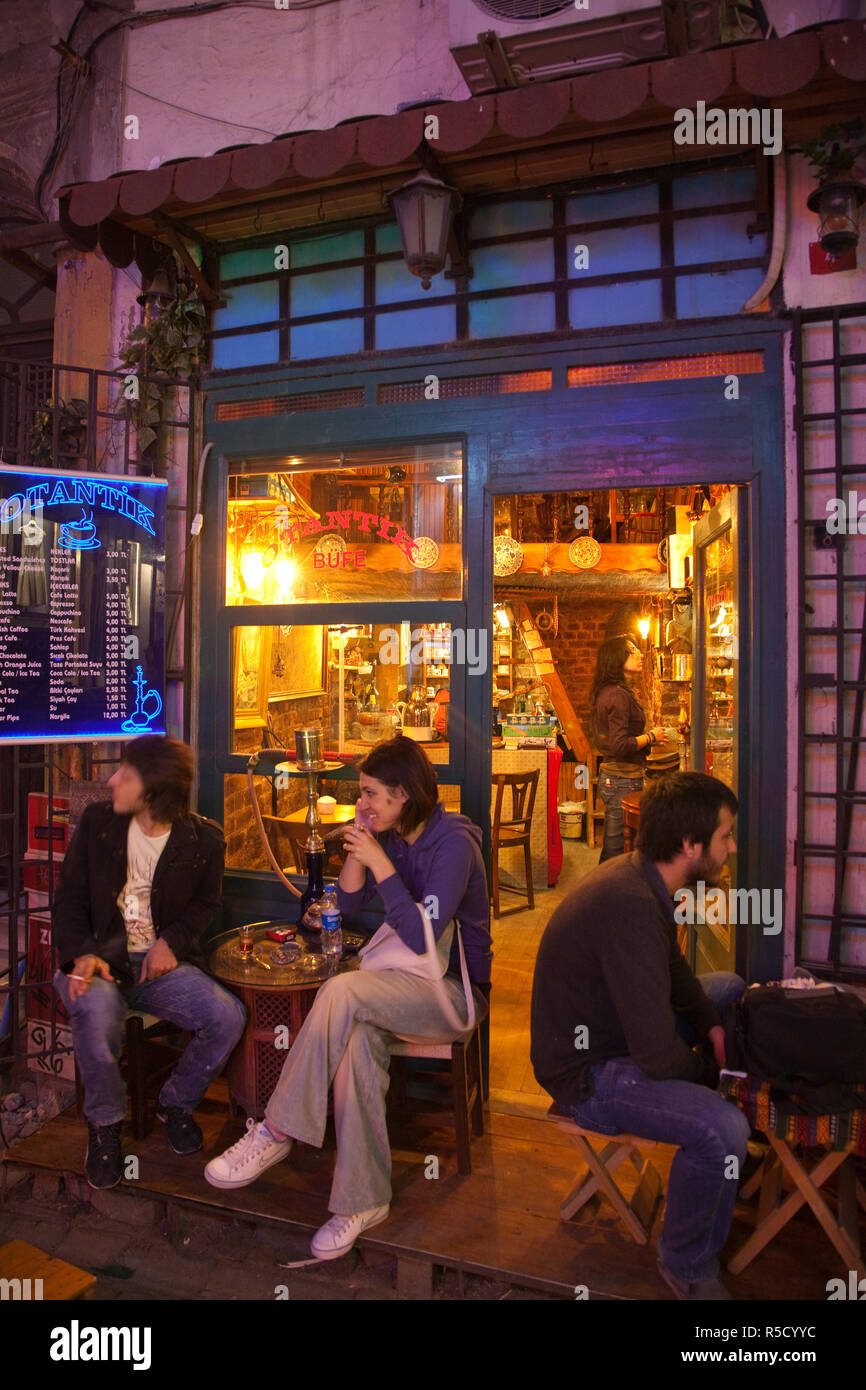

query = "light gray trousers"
[265,967,471,1214]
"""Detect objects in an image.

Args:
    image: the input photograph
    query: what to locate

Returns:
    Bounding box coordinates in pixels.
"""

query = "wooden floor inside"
[489,839,597,1110]
[3,844,861,1298]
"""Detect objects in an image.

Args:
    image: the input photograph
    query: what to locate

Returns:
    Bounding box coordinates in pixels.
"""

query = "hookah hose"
[246,750,302,899]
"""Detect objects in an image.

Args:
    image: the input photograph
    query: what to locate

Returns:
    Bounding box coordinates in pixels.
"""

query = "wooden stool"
[74,1012,191,1140]
[388,1014,487,1175]
[721,1076,866,1278]
[0,1240,96,1300]
[548,1103,663,1244]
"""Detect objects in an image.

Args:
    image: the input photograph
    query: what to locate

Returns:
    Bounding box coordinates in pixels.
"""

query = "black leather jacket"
[52,802,225,984]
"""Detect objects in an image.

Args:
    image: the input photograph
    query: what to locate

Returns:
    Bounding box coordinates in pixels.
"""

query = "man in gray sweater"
[531,772,750,1301]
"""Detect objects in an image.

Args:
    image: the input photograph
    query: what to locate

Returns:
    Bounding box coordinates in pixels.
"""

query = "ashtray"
[270,941,303,966]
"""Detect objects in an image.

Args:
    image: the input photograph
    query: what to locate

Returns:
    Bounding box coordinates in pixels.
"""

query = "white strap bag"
[358,903,476,1038]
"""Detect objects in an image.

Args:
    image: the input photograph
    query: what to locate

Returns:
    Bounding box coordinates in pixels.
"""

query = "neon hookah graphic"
[122,665,163,734]
[58,508,101,551]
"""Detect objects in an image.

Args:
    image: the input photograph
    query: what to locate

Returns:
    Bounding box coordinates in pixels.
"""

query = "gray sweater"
[530,851,720,1107]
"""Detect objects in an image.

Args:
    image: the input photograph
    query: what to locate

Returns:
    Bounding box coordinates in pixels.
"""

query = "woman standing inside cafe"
[204,735,491,1259]
[592,635,667,861]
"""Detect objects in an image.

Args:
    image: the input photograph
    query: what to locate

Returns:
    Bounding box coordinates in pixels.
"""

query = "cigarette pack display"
[21,853,64,895]
[25,915,68,1024]
[27,794,70,855]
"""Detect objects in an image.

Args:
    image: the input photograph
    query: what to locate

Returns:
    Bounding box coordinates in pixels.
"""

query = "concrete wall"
[783,152,866,311]
[123,0,467,169]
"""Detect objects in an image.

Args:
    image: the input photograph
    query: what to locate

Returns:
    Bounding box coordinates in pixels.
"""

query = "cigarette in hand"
[69,974,91,983]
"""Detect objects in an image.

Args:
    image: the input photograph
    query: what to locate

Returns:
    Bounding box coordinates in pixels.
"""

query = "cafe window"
[230,621,457,758]
[226,619,461,871]
[226,443,463,605]
[211,159,769,369]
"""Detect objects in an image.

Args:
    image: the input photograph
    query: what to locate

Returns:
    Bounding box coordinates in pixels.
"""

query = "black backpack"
[723,984,866,1100]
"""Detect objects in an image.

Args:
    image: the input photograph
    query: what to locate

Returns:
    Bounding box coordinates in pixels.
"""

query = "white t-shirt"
[120,818,171,954]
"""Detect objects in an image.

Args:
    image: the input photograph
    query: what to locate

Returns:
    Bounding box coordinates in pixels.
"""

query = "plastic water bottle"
[319,885,343,960]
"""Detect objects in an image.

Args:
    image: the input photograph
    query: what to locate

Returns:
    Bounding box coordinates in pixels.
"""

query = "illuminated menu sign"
[0,465,167,744]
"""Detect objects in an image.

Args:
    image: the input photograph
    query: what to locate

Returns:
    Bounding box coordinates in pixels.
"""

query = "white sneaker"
[204,1118,291,1189]
[310,1204,390,1260]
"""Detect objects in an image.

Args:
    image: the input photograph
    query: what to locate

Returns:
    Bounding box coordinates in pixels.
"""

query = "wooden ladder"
[516,602,591,765]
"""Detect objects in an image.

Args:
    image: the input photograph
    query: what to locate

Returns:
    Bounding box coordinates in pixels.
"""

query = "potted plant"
[115,277,206,459]
[802,117,866,258]
[27,397,89,467]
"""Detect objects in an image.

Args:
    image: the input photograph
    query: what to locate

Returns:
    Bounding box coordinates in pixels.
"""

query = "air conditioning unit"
[449,0,706,92]
[758,0,861,39]
[450,0,659,45]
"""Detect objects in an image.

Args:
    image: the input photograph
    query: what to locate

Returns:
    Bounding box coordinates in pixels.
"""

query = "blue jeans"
[563,972,750,1284]
[598,771,643,862]
[54,963,247,1128]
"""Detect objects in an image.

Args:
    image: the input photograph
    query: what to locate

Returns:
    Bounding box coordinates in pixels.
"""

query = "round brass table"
[209,928,356,1120]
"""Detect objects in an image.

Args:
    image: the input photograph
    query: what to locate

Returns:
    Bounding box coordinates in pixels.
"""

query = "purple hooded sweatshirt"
[336,802,492,984]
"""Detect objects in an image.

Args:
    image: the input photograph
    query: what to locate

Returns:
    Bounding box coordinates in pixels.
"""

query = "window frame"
[209,154,769,371]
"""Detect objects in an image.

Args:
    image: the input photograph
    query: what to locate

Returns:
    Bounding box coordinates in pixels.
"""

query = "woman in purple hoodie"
[205,735,491,1260]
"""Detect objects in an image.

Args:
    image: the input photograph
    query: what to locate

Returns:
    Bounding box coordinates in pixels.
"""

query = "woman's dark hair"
[122,735,195,823]
[589,635,636,720]
[636,772,738,863]
[358,734,439,836]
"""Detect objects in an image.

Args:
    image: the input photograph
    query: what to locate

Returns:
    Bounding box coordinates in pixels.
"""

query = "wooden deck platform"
[2,1081,854,1301]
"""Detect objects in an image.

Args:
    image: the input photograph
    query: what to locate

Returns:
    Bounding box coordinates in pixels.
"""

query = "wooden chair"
[74,1012,191,1141]
[262,813,348,876]
[387,1004,487,1176]
[548,1103,664,1244]
[490,769,539,919]
[262,813,307,874]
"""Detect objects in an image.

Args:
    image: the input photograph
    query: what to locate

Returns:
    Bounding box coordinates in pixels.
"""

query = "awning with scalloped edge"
[57,22,866,269]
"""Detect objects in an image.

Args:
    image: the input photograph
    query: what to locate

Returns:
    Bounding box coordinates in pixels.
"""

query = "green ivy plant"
[115,281,206,454]
[28,397,88,467]
[801,118,866,184]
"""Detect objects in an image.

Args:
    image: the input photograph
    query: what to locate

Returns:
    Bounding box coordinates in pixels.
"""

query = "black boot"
[85,1121,123,1189]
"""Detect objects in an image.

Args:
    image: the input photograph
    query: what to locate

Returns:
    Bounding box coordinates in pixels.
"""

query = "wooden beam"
[0,247,57,292]
[153,213,220,303]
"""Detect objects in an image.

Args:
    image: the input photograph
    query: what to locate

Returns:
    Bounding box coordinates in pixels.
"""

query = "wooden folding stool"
[548,1103,664,1244]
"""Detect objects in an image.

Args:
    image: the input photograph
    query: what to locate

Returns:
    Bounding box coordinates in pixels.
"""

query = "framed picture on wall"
[269,624,327,701]
[234,626,272,728]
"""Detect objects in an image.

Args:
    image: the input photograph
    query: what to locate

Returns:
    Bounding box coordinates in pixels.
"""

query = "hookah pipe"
[246,733,362,907]
[246,748,302,898]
